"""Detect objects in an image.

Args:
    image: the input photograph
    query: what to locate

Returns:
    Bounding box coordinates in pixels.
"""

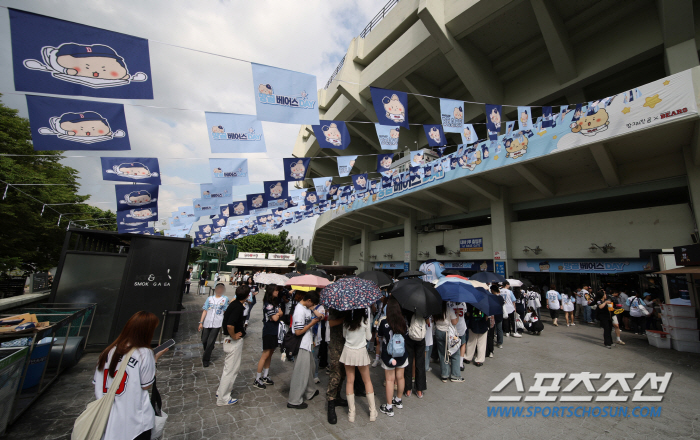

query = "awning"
[227,258,294,268]
[656,267,700,274]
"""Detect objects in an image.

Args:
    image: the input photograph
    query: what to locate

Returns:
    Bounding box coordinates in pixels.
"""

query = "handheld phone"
[154,339,175,354]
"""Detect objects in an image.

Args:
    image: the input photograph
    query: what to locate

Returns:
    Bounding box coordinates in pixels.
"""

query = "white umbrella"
[467,279,490,290]
[507,279,523,287]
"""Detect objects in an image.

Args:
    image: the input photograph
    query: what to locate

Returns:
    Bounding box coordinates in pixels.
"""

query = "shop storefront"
[227,252,296,273]
[374,261,408,278]
[517,259,654,293]
[442,260,493,276]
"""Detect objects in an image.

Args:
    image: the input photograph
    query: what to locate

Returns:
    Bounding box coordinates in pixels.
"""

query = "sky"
[0,0,381,243]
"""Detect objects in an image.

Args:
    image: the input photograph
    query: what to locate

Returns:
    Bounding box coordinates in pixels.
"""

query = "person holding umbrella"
[464,303,489,366]
[377,297,408,417]
[433,301,461,382]
[340,308,377,422]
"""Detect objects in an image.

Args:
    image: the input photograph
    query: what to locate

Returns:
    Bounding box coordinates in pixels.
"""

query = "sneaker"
[605,345,612,349]
[203,361,210,367]
[287,402,308,409]
[465,359,471,364]
[440,377,448,383]
[426,367,432,372]
[512,333,522,338]
[392,398,403,409]
[221,398,238,406]
[314,377,320,384]
[460,365,465,371]
[371,358,380,368]
[488,353,494,358]
[571,323,576,326]
[451,377,465,383]
[379,404,394,416]
[474,362,483,367]
[253,379,266,390]
[505,333,510,337]
[262,377,274,386]
[308,390,320,400]
[616,340,626,345]
[497,344,503,349]
[567,324,570,327]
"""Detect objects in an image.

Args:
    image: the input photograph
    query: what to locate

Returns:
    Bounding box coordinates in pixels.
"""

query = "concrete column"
[665,39,699,74]
[404,210,418,272]
[490,188,516,277]
[683,147,700,236]
[341,236,352,266]
[360,228,372,272]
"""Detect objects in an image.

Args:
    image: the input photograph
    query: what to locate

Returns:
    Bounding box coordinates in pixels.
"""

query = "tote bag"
[149,378,168,440]
[72,348,136,440]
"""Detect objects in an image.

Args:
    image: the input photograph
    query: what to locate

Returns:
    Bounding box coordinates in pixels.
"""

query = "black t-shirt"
[467,304,489,334]
[222,300,246,337]
[262,301,281,336]
[596,300,612,321]
[377,318,408,366]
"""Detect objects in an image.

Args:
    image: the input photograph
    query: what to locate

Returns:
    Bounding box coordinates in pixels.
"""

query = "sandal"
[416,391,423,399]
[404,390,412,398]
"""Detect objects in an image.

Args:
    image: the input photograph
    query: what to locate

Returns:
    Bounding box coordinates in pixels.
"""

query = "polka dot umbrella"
[320,277,383,311]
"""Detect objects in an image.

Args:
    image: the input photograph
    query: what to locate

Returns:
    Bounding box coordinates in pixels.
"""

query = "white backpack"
[408,314,426,341]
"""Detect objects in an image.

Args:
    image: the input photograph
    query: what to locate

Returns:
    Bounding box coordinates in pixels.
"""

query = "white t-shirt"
[202,295,229,328]
[619,292,630,311]
[500,289,515,315]
[435,307,457,332]
[292,304,315,352]
[343,317,372,349]
[579,289,590,305]
[448,302,467,336]
[93,347,155,440]
[425,316,434,346]
[546,290,561,310]
[561,294,575,312]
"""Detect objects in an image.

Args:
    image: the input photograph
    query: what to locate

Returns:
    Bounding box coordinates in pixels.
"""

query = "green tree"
[226,230,295,256]
[306,255,320,266]
[0,96,116,273]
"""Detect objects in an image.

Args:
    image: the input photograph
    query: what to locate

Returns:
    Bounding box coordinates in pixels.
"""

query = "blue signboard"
[443,260,492,272]
[494,261,506,277]
[517,259,653,273]
[460,238,483,252]
[404,262,410,272]
[374,262,404,270]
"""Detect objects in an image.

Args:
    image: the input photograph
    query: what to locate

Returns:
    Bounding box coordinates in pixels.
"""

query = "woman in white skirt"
[561,288,576,326]
[340,308,377,422]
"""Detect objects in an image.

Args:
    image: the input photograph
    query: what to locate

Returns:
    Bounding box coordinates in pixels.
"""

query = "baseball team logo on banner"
[460,124,478,144]
[312,120,351,150]
[26,95,129,150]
[209,158,248,186]
[204,112,266,153]
[10,9,152,99]
[374,124,400,150]
[283,158,310,181]
[193,198,218,217]
[246,193,266,213]
[230,200,249,217]
[337,155,357,177]
[439,98,464,133]
[485,104,502,140]
[251,63,319,125]
[312,177,332,200]
[177,206,198,223]
[352,173,368,193]
[199,183,233,203]
[263,180,288,208]
[377,153,394,176]
[370,87,409,129]
[115,184,158,211]
[423,124,446,147]
[101,157,160,184]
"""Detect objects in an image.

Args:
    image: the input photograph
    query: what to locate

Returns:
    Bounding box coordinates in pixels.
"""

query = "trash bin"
[22,337,54,390]
[0,347,28,435]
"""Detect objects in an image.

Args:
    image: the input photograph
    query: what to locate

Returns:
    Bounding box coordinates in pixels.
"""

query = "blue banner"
[209,158,248,186]
[288,189,304,207]
[337,156,357,177]
[26,95,129,151]
[204,112,265,153]
[283,158,310,182]
[461,124,478,144]
[485,104,502,140]
[370,87,409,129]
[423,124,446,147]
[517,107,532,131]
[219,205,230,217]
[246,193,266,213]
[542,106,553,128]
[439,98,464,133]
[327,184,340,200]
[116,211,148,229]
[177,206,198,224]
[212,216,228,229]
[443,260,492,271]
[374,124,400,150]
[251,63,319,125]
[101,157,160,184]
[312,120,351,150]
[312,177,332,200]
[459,238,483,252]
[193,198,218,217]
[199,183,233,204]
[518,259,653,273]
[304,191,320,206]
[263,180,288,209]
[230,200,249,217]
[115,184,157,212]
[494,261,506,277]
[10,9,152,99]
[410,151,425,167]
[377,153,395,176]
[352,174,368,193]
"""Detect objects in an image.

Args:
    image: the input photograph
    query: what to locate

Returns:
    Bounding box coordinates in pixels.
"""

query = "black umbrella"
[356,270,393,287]
[469,271,507,284]
[397,270,425,279]
[307,269,333,280]
[520,278,533,288]
[391,278,442,317]
[284,272,302,279]
[441,269,463,276]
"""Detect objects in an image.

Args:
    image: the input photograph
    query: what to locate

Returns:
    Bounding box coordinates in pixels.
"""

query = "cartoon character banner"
[177,206,198,224]
[246,193,266,214]
[101,157,160,184]
[115,184,157,212]
[263,180,288,209]
[327,184,340,200]
[376,153,395,176]
[312,177,332,200]
[461,124,478,144]
[374,124,400,150]
[370,87,409,129]
[204,112,265,153]
[410,151,425,167]
[288,188,305,207]
[312,120,351,150]
[517,107,532,131]
[26,95,129,151]
[117,211,149,230]
[197,184,231,204]
[251,63,319,125]
[439,99,464,133]
[351,174,368,193]
[192,198,218,217]
[485,104,502,140]
[324,70,698,220]
[304,191,320,207]
[423,124,446,147]
[209,158,248,186]
[337,156,357,177]
[10,9,152,99]
[283,158,310,182]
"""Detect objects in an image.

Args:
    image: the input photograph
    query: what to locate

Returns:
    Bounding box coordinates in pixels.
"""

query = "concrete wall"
[417,225,494,261]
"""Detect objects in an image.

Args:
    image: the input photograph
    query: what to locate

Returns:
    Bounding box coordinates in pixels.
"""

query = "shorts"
[549,309,560,319]
[381,359,408,370]
[459,333,468,346]
[612,315,618,326]
[262,334,278,351]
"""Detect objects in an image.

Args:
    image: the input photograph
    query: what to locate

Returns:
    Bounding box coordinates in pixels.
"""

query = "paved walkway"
[5,293,700,440]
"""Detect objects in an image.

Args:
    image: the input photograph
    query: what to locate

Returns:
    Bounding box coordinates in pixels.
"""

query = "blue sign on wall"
[494,261,506,277]
[443,260,492,271]
[517,259,653,273]
[459,238,483,252]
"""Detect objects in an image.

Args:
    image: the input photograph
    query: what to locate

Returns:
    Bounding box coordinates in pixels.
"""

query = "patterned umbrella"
[320,277,383,311]
[284,274,330,288]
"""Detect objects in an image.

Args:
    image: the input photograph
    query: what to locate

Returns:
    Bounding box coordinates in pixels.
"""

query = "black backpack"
[282,328,302,358]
